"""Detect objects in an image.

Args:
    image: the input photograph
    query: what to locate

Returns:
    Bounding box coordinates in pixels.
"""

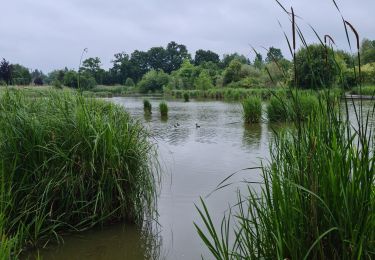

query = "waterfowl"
[195,123,200,128]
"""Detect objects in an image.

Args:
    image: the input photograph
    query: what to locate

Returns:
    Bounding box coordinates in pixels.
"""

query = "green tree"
[253,54,264,69]
[138,70,169,93]
[147,47,167,71]
[0,58,12,85]
[222,53,249,68]
[223,59,242,85]
[124,77,135,87]
[266,47,284,63]
[165,41,190,73]
[194,50,220,65]
[294,44,339,89]
[194,70,213,90]
[81,57,103,84]
[130,50,149,82]
[360,38,375,65]
[11,64,31,85]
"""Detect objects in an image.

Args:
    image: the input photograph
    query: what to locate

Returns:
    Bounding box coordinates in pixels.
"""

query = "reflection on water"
[30,97,373,260]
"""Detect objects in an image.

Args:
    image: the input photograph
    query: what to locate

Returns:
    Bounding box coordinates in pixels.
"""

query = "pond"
[30,97,373,260]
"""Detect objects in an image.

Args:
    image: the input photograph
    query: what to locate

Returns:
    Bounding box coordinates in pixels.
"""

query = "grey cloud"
[0,0,374,72]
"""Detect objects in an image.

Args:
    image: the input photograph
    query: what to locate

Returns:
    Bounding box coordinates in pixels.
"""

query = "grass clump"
[350,85,375,96]
[183,92,189,102]
[144,99,152,114]
[159,101,168,117]
[242,97,262,124]
[196,94,375,259]
[267,95,290,122]
[0,90,158,256]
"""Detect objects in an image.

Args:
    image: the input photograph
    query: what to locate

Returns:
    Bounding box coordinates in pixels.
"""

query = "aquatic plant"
[144,99,152,114]
[159,101,168,117]
[242,97,262,124]
[0,90,158,256]
[267,95,290,122]
[183,92,189,102]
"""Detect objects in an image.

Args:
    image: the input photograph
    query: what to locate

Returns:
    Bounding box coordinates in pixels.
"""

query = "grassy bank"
[350,85,375,96]
[167,87,343,102]
[0,90,158,257]
[196,92,375,259]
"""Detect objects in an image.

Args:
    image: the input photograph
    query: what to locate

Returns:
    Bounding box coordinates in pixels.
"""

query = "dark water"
[31,98,374,260]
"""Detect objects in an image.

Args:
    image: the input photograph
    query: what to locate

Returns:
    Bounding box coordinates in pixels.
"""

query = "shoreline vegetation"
[195,1,375,259]
[0,90,159,258]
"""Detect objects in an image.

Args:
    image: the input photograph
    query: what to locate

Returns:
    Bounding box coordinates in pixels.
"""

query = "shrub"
[159,102,168,117]
[52,79,63,89]
[242,97,262,123]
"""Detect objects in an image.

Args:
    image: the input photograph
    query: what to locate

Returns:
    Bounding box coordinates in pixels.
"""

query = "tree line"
[1,39,374,91]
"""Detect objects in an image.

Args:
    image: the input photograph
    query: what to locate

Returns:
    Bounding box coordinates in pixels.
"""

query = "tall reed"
[242,97,262,124]
[0,90,159,256]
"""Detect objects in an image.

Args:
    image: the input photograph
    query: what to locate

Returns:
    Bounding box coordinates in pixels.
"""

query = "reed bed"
[0,90,158,257]
[242,97,262,124]
[196,94,375,259]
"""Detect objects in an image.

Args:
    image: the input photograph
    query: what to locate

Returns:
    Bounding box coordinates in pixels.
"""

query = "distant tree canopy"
[3,38,375,90]
[0,59,12,85]
[194,50,220,65]
[360,38,375,65]
[266,47,284,63]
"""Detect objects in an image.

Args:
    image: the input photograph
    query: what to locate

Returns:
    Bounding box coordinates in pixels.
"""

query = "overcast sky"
[0,0,374,72]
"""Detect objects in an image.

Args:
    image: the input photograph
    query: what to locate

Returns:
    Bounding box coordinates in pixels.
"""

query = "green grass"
[195,92,375,259]
[144,99,152,114]
[159,102,168,117]
[350,85,375,96]
[242,97,262,124]
[0,90,158,257]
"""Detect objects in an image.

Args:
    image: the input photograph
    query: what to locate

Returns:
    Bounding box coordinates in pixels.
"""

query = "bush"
[138,70,169,93]
[242,97,262,123]
[0,91,158,255]
[159,102,168,117]
[52,79,63,89]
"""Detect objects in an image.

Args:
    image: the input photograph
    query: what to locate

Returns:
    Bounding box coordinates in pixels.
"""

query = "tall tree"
[360,38,375,65]
[130,50,149,82]
[147,47,168,71]
[165,41,191,73]
[194,49,220,65]
[253,54,264,69]
[0,58,12,84]
[11,64,31,85]
[222,53,249,68]
[266,47,284,63]
[81,57,104,84]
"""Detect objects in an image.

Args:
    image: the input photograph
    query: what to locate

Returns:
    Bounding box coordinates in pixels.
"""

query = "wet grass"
[0,90,158,257]
[242,97,262,124]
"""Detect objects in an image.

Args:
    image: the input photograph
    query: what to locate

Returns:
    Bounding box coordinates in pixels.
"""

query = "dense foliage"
[1,38,374,91]
[0,91,158,256]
